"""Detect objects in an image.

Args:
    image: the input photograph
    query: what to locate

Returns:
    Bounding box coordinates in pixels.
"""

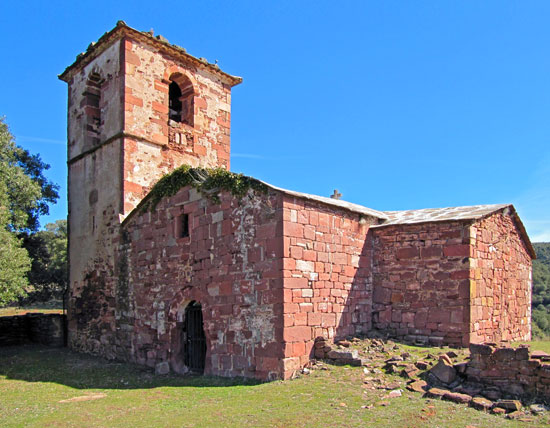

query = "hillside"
[532,242,550,337]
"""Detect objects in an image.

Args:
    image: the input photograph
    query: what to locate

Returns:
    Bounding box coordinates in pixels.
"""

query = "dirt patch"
[59,393,107,403]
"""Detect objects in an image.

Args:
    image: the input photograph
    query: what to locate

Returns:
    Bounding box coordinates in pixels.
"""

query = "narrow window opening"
[181,214,189,238]
[84,71,103,146]
[168,74,194,127]
[169,81,182,122]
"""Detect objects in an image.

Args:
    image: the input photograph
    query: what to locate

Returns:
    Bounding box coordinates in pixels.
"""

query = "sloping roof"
[59,21,242,86]
[379,204,511,225]
[263,182,389,220]
[371,203,536,259]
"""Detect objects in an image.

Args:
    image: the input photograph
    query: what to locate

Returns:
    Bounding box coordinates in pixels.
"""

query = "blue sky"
[1,1,549,241]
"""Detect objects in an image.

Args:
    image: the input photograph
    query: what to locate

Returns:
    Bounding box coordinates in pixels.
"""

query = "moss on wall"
[144,165,268,210]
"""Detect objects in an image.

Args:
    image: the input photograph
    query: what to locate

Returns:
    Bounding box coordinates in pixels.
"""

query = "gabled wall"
[370,221,471,347]
[120,187,285,380]
[469,211,532,343]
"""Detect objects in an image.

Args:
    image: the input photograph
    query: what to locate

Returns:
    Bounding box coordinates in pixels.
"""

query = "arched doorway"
[183,301,206,374]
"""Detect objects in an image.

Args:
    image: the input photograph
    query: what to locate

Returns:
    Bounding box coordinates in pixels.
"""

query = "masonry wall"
[66,39,123,160]
[469,212,532,343]
[122,37,233,214]
[0,314,66,347]
[120,187,285,380]
[65,39,125,357]
[467,343,550,401]
[281,196,377,379]
[66,34,238,361]
[370,221,471,347]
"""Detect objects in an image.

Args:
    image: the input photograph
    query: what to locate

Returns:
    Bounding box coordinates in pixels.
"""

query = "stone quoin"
[59,22,536,380]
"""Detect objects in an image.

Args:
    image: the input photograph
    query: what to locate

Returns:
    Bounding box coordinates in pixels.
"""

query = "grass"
[521,340,550,354]
[0,345,548,428]
[0,302,63,317]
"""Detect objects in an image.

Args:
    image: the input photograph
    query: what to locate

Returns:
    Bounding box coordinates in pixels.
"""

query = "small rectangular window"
[181,214,189,238]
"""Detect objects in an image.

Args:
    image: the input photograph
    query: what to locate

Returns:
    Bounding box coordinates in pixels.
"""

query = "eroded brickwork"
[469,212,532,343]
[120,187,285,380]
[281,196,377,379]
[371,221,471,347]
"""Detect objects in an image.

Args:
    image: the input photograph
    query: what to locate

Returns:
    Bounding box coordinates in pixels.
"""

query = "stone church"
[59,22,535,380]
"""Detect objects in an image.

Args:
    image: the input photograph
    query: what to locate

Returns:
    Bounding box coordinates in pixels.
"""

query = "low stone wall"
[0,313,66,347]
[466,343,550,400]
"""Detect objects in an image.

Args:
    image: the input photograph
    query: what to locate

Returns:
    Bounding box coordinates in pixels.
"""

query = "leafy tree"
[0,185,31,305]
[0,117,59,305]
[21,220,67,303]
[532,242,550,337]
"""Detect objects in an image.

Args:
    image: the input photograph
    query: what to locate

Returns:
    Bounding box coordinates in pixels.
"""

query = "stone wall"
[65,30,240,364]
[120,186,284,380]
[370,221,471,347]
[467,343,550,401]
[281,195,378,379]
[469,212,532,343]
[122,37,234,215]
[0,314,66,347]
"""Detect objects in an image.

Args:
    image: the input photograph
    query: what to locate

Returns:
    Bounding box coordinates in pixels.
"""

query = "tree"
[21,219,68,303]
[0,186,31,305]
[0,117,59,305]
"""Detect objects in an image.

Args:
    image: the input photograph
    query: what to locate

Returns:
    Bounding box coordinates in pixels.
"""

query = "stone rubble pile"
[310,336,550,420]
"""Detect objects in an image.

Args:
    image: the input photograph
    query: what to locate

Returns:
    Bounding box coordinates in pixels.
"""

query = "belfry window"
[83,71,103,146]
[169,81,183,122]
[168,74,194,126]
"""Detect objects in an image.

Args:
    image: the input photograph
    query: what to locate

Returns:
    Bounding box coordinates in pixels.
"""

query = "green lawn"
[0,345,547,428]
[521,340,550,354]
[0,302,63,317]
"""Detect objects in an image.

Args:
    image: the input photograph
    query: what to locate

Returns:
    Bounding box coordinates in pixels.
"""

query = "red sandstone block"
[126,94,143,107]
[321,313,336,327]
[294,312,308,326]
[303,250,316,262]
[428,308,451,323]
[286,277,308,288]
[154,80,168,93]
[333,252,347,265]
[256,223,278,239]
[443,244,470,257]
[290,246,303,259]
[283,314,295,327]
[285,222,304,238]
[284,326,312,342]
[451,270,470,280]
[126,51,141,66]
[297,210,309,224]
[397,247,419,259]
[318,213,330,227]
[195,97,207,109]
[304,225,315,240]
[152,101,169,114]
[308,312,322,326]
[194,145,207,156]
[421,246,442,259]
[283,258,296,270]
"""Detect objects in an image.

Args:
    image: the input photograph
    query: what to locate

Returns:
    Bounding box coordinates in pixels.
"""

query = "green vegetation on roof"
[144,165,268,211]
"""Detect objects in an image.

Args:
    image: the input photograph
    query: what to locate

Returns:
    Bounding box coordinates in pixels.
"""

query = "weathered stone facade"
[60,22,536,381]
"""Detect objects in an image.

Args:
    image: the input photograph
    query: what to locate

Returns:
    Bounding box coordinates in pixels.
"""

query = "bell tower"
[59,21,241,354]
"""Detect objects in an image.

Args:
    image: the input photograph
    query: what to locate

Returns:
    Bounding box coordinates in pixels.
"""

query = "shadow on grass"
[0,345,263,390]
